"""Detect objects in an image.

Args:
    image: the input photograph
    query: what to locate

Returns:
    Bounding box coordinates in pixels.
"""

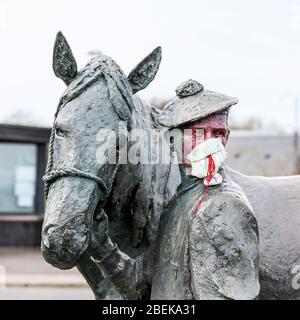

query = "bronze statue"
[151,80,259,299]
[41,31,181,299]
[41,32,300,300]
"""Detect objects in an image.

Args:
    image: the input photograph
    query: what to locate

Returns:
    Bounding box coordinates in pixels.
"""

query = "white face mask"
[186,138,227,186]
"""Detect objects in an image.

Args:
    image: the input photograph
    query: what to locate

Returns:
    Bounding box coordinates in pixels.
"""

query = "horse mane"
[108,95,181,247]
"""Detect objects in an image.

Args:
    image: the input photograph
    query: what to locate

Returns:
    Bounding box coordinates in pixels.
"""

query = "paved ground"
[0,247,93,300]
[0,247,83,275]
[0,247,87,287]
[0,288,94,300]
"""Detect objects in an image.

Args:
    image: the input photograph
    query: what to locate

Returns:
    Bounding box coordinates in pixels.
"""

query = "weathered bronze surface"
[41,32,300,300]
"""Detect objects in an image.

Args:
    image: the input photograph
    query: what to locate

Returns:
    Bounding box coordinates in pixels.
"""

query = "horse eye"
[55,128,65,138]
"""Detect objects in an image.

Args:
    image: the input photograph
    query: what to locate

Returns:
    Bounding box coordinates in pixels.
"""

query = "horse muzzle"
[41,219,89,269]
[41,176,102,269]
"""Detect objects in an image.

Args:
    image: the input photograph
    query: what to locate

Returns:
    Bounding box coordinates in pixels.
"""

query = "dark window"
[0,124,50,217]
[0,142,37,214]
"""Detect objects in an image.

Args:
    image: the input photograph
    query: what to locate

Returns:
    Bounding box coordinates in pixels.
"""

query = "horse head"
[41,32,162,270]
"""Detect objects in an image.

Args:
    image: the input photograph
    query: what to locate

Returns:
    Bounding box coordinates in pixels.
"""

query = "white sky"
[1,0,300,131]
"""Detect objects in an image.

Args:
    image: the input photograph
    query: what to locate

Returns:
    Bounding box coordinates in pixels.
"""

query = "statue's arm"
[77,252,106,299]
[87,210,146,300]
[91,242,146,300]
[189,192,260,300]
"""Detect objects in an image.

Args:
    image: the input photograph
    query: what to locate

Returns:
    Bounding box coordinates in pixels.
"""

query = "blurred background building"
[0,124,49,247]
[227,130,300,176]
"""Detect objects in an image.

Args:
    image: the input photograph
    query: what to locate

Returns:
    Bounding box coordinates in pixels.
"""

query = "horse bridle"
[43,164,119,202]
[43,59,128,202]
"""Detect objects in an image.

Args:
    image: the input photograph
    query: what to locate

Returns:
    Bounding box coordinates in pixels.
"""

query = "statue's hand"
[88,209,114,260]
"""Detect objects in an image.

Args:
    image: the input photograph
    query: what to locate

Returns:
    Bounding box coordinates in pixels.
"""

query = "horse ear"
[128,46,162,94]
[53,31,78,85]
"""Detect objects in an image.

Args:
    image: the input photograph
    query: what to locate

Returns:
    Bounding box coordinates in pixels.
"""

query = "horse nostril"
[44,224,56,234]
[43,237,50,249]
[47,226,55,236]
[43,225,56,249]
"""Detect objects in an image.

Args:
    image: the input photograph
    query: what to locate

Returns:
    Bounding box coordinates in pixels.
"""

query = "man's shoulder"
[205,167,256,215]
[191,181,258,238]
[200,189,255,218]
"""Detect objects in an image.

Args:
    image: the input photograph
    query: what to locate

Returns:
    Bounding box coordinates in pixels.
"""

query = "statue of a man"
[151,80,260,299]
[88,80,260,300]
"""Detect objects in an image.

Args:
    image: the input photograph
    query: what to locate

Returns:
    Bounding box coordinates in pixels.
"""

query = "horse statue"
[41,32,181,299]
[226,168,300,299]
[41,32,300,300]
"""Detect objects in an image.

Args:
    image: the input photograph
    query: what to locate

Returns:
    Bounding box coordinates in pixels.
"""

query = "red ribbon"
[192,154,215,213]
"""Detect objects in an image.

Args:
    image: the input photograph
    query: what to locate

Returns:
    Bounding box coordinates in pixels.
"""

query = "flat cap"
[157,79,238,128]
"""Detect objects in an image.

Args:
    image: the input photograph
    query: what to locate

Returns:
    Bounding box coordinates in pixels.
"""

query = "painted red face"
[182,113,229,163]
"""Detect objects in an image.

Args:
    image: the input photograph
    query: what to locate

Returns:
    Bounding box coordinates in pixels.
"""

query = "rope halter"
[43,166,108,200]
